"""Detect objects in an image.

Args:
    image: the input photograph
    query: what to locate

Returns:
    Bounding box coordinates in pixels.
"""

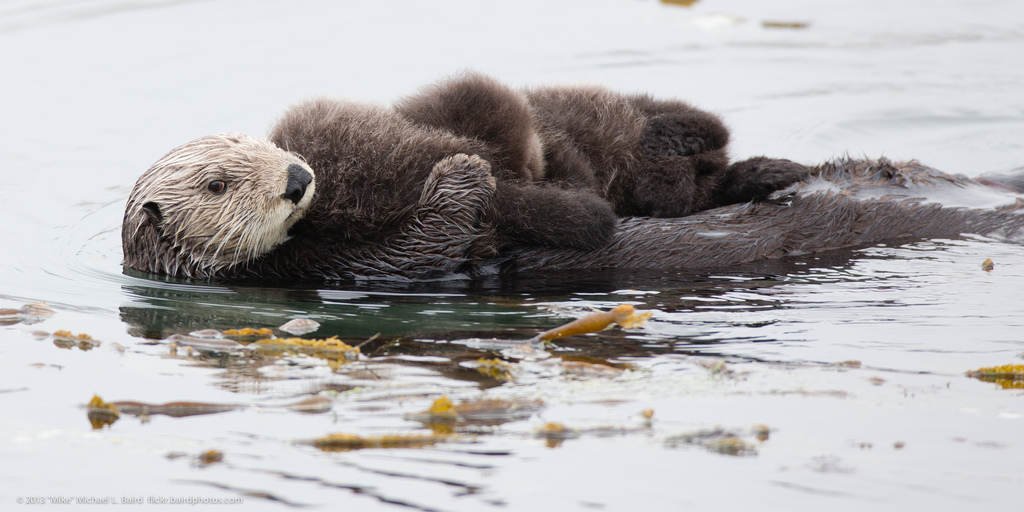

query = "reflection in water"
[27,229,1011,511]
[118,247,867,339]
[111,245,908,418]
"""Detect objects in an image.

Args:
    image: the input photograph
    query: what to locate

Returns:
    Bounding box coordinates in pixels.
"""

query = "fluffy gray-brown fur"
[271,94,615,253]
[397,72,812,220]
[134,75,1011,283]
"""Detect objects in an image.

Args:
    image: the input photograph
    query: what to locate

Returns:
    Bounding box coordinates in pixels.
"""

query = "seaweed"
[408,396,543,432]
[253,336,361,365]
[967,364,1024,389]
[534,304,652,342]
[196,449,224,466]
[665,427,761,456]
[0,301,54,326]
[112,400,242,418]
[305,433,450,452]
[222,327,274,337]
[462,358,516,382]
[535,422,580,448]
[86,395,120,429]
[53,330,100,351]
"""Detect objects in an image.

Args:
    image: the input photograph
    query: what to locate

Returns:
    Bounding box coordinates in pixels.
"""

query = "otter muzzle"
[283,164,313,204]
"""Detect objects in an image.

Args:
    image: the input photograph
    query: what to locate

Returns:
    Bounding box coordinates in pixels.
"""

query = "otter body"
[122,75,1024,282]
[270,73,811,252]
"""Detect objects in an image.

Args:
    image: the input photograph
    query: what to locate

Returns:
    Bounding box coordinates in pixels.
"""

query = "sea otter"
[266,72,811,252]
[122,76,1024,282]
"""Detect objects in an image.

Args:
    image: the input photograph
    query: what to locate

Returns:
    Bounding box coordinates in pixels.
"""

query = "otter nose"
[283,164,313,204]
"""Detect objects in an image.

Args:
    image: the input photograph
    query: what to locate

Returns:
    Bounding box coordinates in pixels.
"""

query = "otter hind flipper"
[487,183,616,252]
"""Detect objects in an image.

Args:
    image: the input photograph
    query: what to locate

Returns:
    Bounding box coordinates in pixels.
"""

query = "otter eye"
[208,180,227,194]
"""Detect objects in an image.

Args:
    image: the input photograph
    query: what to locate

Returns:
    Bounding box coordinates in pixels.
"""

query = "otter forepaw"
[420,154,497,207]
[639,112,730,157]
[716,157,813,206]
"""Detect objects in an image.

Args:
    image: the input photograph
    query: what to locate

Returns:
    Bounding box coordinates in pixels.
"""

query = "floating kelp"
[305,433,450,452]
[967,364,1024,389]
[533,409,656,448]
[254,336,360,360]
[222,327,274,338]
[408,396,544,432]
[196,449,224,466]
[86,395,120,429]
[636,408,656,427]
[665,426,767,456]
[111,400,243,418]
[660,0,699,7]
[536,422,580,448]
[0,301,54,326]
[52,330,100,351]
[279,318,320,336]
[762,20,810,29]
[533,304,652,342]
[462,358,516,382]
[752,424,771,442]
[981,258,995,271]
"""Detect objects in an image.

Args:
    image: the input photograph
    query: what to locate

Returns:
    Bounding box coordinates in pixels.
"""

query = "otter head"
[122,133,316,278]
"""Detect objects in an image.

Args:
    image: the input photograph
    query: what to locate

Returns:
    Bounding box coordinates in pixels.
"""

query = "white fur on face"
[125,133,316,274]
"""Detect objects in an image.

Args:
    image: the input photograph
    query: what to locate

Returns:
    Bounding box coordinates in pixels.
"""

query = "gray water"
[2,0,1023,510]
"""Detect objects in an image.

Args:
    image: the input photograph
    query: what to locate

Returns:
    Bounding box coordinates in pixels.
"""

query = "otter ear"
[141,202,163,224]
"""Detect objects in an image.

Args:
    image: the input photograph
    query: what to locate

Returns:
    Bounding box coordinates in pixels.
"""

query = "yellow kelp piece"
[308,433,449,452]
[86,395,120,429]
[536,304,653,342]
[254,336,361,360]
[967,364,1024,389]
[222,327,274,337]
[53,330,100,351]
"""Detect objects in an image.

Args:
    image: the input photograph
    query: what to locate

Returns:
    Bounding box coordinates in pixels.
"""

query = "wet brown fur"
[508,159,1024,272]
[122,134,316,278]
[124,74,1023,282]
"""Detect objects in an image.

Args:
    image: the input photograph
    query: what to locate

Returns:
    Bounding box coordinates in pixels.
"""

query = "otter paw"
[423,154,496,197]
[717,157,813,205]
[639,112,729,157]
[417,154,497,232]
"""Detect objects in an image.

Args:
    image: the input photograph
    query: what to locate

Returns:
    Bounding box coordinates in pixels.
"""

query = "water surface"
[1,1,1023,510]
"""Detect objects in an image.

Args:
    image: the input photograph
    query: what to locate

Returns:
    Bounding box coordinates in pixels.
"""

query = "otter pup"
[395,72,812,218]
[122,74,813,280]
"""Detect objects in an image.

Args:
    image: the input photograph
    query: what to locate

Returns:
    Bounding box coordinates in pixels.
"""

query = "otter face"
[122,133,316,278]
